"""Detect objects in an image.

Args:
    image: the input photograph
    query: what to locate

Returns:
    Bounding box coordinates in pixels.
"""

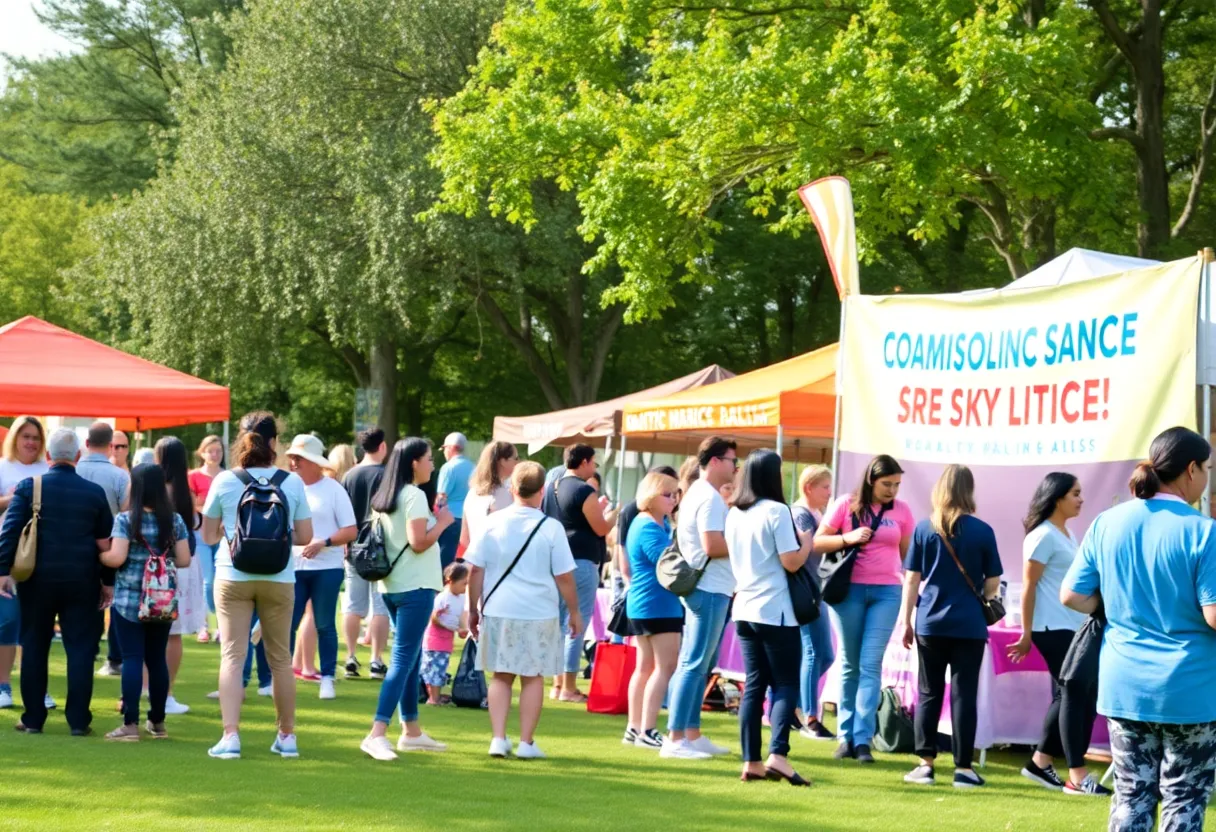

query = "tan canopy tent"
[493,364,733,455]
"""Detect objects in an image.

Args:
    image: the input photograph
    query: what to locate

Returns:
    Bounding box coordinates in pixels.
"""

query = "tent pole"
[830,298,848,495]
[1202,249,1213,517]
[222,420,230,466]
[790,439,801,497]
[776,425,784,455]
[615,434,628,506]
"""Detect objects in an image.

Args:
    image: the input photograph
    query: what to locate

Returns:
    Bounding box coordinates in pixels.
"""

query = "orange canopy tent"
[0,316,230,430]
[621,343,838,461]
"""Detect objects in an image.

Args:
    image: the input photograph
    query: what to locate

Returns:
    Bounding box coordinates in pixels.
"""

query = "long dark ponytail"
[1023,472,1078,534]
[128,463,176,553]
[156,436,198,532]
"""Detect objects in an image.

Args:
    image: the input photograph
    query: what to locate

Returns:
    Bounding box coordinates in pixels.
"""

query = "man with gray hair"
[76,421,129,676]
[0,428,114,736]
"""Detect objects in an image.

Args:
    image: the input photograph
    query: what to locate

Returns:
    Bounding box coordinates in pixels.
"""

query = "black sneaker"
[833,742,855,760]
[1021,760,1065,791]
[622,727,639,745]
[855,744,875,764]
[344,657,361,679]
[369,660,387,680]
[953,770,986,789]
[800,719,835,741]
[634,728,664,749]
[1063,774,1112,797]
[904,764,935,785]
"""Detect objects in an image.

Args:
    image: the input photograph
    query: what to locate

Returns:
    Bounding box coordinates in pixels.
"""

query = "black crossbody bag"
[819,503,889,605]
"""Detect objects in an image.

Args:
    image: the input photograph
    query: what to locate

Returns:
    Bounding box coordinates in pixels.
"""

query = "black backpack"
[230,469,293,575]
[348,515,409,582]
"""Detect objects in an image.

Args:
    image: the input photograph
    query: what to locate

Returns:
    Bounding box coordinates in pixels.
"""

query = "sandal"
[144,721,168,739]
[105,725,140,742]
[558,691,588,704]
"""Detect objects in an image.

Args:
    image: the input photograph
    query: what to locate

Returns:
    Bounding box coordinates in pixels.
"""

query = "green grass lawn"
[1,639,1193,831]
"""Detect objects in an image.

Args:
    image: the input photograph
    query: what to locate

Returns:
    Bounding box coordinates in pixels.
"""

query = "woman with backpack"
[727,449,813,785]
[360,437,454,762]
[201,412,313,760]
[155,437,204,717]
[101,464,192,741]
[896,465,1002,789]
[815,454,915,764]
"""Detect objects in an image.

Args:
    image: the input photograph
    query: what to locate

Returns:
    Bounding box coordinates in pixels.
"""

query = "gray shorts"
[342,562,388,618]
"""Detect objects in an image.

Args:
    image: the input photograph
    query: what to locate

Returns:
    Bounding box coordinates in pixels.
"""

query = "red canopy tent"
[0,316,230,430]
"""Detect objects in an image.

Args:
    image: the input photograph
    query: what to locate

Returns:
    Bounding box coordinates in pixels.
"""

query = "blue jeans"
[738,621,801,761]
[438,519,462,569]
[557,560,600,674]
[196,537,218,616]
[242,611,271,689]
[0,591,18,646]
[666,589,731,733]
[799,605,835,718]
[375,589,436,725]
[289,568,343,678]
[828,583,901,747]
[112,611,171,726]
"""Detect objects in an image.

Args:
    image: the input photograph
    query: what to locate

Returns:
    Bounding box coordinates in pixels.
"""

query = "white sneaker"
[515,741,546,760]
[96,663,120,677]
[206,690,220,700]
[689,735,731,756]
[208,733,241,760]
[660,740,713,760]
[257,685,273,697]
[0,689,13,709]
[44,694,56,709]
[163,696,190,715]
[489,736,513,758]
[318,678,336,700]
[397,732,447,752]
[361,734,398,761]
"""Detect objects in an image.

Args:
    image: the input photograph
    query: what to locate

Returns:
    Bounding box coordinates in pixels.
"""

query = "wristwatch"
[324,537,332,548]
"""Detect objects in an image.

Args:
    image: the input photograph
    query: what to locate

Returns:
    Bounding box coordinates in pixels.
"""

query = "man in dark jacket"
[0,428,113,735]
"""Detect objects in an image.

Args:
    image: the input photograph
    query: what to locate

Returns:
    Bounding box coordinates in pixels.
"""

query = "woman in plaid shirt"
[100,464,191,741]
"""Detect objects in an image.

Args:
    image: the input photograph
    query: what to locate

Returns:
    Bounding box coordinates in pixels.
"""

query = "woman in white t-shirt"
[0,415,48,710]
[726,449,813,787]
[285,435,357,702]
[466,461,580,760]
[360,437,454,762]
[459,441,518,551]
[1007,473,1106,795]
[200,412,313,761]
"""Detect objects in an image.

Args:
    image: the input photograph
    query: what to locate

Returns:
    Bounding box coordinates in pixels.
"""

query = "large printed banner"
[837,258,1201,580]
[840,259,1200,466]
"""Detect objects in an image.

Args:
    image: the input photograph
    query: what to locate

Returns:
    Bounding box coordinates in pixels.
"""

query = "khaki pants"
[216,579,296,734]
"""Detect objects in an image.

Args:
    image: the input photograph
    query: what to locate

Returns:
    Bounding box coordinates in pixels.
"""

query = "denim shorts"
[0,592,19,646]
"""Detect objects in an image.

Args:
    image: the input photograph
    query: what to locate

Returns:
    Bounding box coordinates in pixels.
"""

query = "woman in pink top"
[815,454,915,763]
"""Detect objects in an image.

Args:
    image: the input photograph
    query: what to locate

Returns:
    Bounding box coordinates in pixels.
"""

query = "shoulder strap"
[940,534,986,603]
[849,502,889,535]
[233,469,254,486]
[269,469,289,487]
[31,476,41,515]
[482,518,548,611]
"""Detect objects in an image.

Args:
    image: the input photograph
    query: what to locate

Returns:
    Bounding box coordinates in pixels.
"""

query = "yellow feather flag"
[798,176,859,299]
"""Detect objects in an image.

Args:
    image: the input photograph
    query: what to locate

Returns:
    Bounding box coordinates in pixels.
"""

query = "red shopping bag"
[586,642,635,715]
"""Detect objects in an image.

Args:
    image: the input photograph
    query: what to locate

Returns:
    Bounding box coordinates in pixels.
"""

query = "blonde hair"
[930,464,976,540]
[799,464,832,494]
[196,434,223,460]
[327,444,357,480]
[637,472,679,514]
[3,416,46,464]
[511,461,546,498]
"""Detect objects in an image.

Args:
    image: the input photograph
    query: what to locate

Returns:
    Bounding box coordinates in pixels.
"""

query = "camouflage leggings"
[1108,718,1216,832]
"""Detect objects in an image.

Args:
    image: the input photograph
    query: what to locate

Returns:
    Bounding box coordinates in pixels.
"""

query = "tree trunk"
[1134,19,1170,257]
[370,336,399,447]
[776,277,796,359]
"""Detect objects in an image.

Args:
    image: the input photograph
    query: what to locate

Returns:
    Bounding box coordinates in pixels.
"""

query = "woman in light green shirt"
[360,437,455,761]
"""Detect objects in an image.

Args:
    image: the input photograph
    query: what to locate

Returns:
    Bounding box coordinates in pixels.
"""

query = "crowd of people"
[0,413,1213,831]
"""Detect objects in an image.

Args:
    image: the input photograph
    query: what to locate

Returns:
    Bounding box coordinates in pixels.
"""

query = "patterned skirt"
[476,616,564,677]
[170,554,207,635]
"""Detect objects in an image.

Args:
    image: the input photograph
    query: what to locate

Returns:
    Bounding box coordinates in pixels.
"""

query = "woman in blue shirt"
[100,464,191,741]
[1064,427,1216,830]
[897,465,1002,789]
[623,471,698,756]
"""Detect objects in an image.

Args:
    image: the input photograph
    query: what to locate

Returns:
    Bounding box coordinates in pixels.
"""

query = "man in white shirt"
[664,436,738,758]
